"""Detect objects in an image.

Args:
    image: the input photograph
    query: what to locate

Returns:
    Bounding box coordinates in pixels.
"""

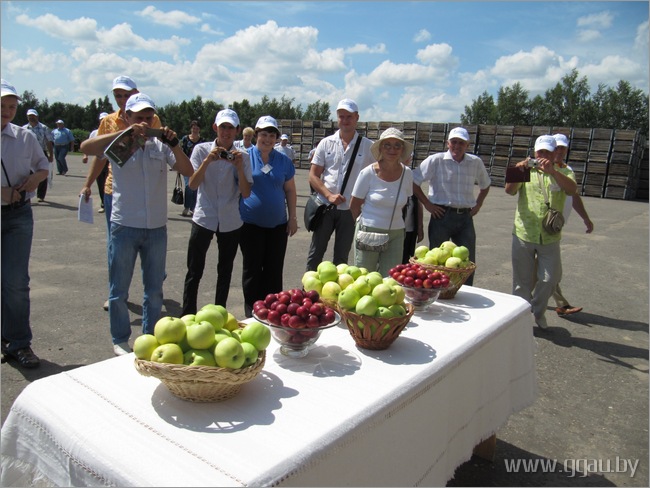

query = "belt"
[437,205,471,214]
[2,199,30,212]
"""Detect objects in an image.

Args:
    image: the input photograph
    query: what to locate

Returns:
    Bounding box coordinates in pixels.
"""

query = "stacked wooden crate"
[637,141,649,200]
[604,129,641,199]
[476,125,496,174]
[490,126,513,187]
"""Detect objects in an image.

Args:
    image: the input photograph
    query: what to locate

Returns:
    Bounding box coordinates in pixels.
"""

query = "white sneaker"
[535,316,549,329]
[113,342,132,356]
[103,300,109,311]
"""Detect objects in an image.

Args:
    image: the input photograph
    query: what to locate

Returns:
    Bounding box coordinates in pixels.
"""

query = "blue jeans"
[183,176,197,211]
[427,210,477,286]
[108,224,167,344]
[1,205,34,351]
[54,145,69,174]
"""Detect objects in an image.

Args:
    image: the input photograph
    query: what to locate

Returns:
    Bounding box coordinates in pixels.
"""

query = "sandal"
[555,305,583,316]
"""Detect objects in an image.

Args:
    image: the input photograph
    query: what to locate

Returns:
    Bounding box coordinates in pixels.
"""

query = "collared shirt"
[274,143,296,161]
[311,130,374,211]
[190,141,253,233]
[22,122,52,152]
[1,123,49,204]
[97,110,162,195]
[413,150,491,208]
[512,167,576,245]
[51,127,74,146]
[110,138,176,229]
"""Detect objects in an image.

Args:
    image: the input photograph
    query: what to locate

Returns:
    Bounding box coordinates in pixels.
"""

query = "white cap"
[215,108,240,127]
[336,98,358,113]
[534,135,557,153]
[370,127,414,162]
[125,93,156,113]
[553,133,569,147]
[56,119,64,124]
[99,112,109,120]
[112,75,137,91]
[1,79,20,100]
[255,115,279,131]
[27,109,39,116]
[448,127,470,141]
[280,134,289,140]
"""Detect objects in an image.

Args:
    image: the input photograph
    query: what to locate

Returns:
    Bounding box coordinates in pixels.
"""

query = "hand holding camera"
[144,127,179,148]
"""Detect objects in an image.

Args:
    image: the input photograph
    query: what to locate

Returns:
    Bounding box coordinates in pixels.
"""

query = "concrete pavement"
[1,153,648,486]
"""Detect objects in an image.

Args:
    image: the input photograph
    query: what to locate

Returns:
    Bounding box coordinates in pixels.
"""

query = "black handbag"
[304,136,362,232]
[171,173,184,205]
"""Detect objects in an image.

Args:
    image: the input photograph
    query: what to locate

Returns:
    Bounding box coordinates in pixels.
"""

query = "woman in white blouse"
[349,128,414,276]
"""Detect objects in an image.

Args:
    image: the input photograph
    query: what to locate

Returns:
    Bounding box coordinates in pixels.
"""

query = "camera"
[219,150,235,161]
[527,158,538,168]
[144,128,178,148]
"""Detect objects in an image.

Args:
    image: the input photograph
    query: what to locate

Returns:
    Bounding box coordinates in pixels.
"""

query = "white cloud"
[416,43,458,71]
[3,47,66,74]
[345,43,387,54]
[413,29,431,43]
[577,29,601,43]
[366,60,439,87]
[491,46,558,78]
[136,5,201,28]
[635,21,649,51]
[303,48,347,71]
[97,23,190,56]
[15,13,98,42]
[577,11,614,29]
[580,55,646,88]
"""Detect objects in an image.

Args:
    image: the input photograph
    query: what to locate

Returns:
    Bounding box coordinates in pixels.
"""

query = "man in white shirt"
[306,99,374,270]
[80,93,193,356]
[275,134,297,163]
[22,109,53,202]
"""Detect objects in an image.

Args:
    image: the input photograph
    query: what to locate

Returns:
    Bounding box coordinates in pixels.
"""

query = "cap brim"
[127,103,156,113]
[535,144,555,152]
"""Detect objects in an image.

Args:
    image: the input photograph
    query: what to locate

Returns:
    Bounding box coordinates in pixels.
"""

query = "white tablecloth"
[1,286,537,487]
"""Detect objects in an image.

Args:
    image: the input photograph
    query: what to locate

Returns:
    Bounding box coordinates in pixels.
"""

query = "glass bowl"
[402,285,446,310]
[253,311,340,358]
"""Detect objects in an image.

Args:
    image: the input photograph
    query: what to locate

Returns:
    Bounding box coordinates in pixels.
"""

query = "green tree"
[303,100,330,121]
[541,69,592,126]
[461,91,497,125]
[496,82,530,125]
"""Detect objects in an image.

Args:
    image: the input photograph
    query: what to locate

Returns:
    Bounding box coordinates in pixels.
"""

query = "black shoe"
[5,347,40,368]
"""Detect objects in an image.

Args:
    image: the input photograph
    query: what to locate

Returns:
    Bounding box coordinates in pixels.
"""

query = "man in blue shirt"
[51,119,75,175]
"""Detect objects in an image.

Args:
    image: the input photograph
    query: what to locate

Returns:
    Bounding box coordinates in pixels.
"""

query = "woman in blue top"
[239,116,298,317]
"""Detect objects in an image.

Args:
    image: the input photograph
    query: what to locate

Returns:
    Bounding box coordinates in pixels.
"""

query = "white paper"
[78,195,94,224]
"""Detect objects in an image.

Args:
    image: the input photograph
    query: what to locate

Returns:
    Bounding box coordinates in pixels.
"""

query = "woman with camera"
[349,128,414,276]
[239,115,298,317]
[181,109,252,315]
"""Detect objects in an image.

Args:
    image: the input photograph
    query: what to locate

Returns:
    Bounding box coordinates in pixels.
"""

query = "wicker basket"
[408,258,476,299]
[134,350,266,403]
[339,303,415,350]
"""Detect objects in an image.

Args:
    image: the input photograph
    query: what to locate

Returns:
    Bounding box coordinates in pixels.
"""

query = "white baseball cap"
[99,112,109,120]
[27,109,39,116]
[553,134,569,147]
[112,75,137,91]
[336,98,359,113]
[56,119,64,124]
[1,79,20,100]
[534,135,557,152]
[448,127,470,141]
[255,115,279,131]
[370,127,414,162]
[280,134,289,140]
[125,93,156,113]
[215,109,240,127]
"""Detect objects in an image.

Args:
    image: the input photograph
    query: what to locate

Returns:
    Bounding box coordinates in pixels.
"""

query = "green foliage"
[462,69,649,134]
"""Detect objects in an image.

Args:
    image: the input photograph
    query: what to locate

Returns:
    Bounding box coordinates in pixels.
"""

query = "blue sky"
[1,1,648,123]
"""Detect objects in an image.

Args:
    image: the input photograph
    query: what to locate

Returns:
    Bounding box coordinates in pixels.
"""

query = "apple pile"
[133,303,271,369]
[388,263,451,289]
[412,240,473,268]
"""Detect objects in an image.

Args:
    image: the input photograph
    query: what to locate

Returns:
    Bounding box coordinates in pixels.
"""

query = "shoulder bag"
[537,171,564,234]
[304,135,362,232]
[171,172,184,205]
[356,167,405,252]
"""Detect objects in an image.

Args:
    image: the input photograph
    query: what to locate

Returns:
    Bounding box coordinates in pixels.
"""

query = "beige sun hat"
[370,127,414,161]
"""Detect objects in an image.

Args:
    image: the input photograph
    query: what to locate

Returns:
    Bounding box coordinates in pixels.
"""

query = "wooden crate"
[590,140,612,152]
[494,145,510,157]
[478,124,497,135]
[571,128,592,139]
[496,125,514,135]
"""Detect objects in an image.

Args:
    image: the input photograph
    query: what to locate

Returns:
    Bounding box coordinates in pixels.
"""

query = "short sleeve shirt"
[22,122,52,153]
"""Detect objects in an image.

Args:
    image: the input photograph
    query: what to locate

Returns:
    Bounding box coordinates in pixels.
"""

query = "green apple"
[214,330,232,344]
[376,306,395,318]
[440,240,457,253]
[366,271,384,289]
[240,342,259,367]
[186,321,216,350]
[223,312,240,332]
[420,255,437,265]
[302,275,323,294]
[154,316,187,345]
[337,273,355,290]
[355,295,378,316]
[321,281,342,300]
[133,334,159,360]
[383,276,399,287]
[180,314,196,325]
[213,305,229,322]
[452,245,470,261]
[428,248,449,265]
[177,332,192,352]
[195,308,224,331]
[460,259,472,268]
[213,337,246,369]
[230,329,242,341]
[338,287,361,311]
[358,267,369,275]
[302,270,320,286]
[414,245,429,259]
[150,343,184,364]
[392,284,406,304]
[445,256,463,268]
[183,348,217,366]
[336,263,348,274]
[318,261,339,284]
[388,304,407,317]
[351,275,372,297]
[371,283,397,307]
[240,321,272,351]
[344,265,362,280]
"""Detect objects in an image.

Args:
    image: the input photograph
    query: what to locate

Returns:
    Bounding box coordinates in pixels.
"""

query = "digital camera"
[219,150,235,161]
[527,158,538,168]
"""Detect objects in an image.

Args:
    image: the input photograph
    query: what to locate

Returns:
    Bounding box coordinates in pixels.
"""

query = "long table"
[1,286,537,487]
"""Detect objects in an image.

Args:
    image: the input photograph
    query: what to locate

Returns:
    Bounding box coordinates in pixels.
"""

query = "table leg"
[473,434,497,461]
